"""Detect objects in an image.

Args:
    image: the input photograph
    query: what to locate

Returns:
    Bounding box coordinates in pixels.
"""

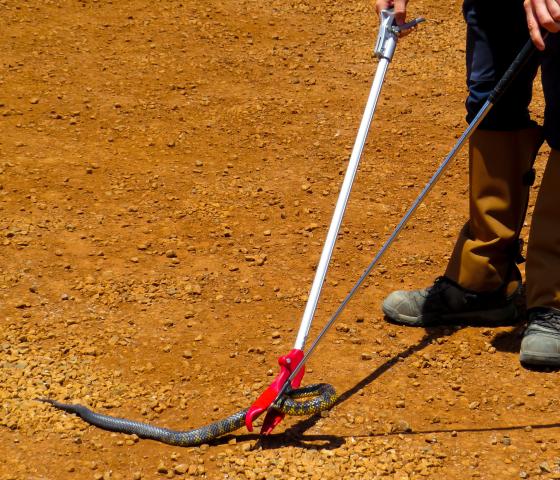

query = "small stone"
[392,420,412,433]
[30,97,40,104]
[395,400,406,408]
[182,350,193,359]
[361,353,372,361]
[156,462,168,474]
[165,250,177,258]
[336,323,350,333]
[174,464,188,475]
[271,331,281,339]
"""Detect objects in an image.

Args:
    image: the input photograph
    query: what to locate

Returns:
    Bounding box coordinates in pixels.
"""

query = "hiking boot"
[382,277,519,327]
[520,308,560,367]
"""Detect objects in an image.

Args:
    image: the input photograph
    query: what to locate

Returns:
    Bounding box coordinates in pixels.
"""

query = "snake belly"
[39,383,336,447]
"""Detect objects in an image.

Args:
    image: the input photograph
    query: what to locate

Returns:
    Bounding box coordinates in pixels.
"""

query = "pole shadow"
[265,326,454,449]
[356,420,560,438]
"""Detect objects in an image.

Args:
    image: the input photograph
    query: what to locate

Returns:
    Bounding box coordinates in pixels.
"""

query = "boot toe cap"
[382,291,423,324]
[520,332,560,366]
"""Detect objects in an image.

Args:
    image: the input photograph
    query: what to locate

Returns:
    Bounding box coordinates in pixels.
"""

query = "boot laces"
[530,309,560,333]
[425,277,450,297]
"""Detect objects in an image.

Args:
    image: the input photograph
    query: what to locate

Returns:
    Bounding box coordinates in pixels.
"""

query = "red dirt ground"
[1,1,558,479]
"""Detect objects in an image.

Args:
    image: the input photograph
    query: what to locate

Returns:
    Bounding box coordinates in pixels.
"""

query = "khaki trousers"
[445,128,543,294]
[526,148,560,310]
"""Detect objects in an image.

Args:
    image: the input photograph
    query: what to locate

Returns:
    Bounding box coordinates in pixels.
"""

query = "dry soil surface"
[1,1,558,479]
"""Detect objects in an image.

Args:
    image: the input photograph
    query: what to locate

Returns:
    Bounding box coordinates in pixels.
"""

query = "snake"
[38,383,336,446]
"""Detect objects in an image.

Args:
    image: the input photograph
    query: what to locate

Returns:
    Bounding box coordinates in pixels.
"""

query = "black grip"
[488,33,548,105]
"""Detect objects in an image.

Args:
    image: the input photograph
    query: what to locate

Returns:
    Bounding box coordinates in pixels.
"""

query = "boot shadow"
[490,323,526,353]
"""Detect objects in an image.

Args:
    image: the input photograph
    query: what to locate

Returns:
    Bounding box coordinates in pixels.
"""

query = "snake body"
[39,383,336,446]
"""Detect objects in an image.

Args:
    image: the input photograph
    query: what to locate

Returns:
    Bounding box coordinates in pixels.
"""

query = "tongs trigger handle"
[374,9,425,60]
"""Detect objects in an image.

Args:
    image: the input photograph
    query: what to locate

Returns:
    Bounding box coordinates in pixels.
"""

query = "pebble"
[173,464,188,475]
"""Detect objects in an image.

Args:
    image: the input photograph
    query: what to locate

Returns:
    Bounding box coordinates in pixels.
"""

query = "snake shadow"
[256,326,453,449]
[206,431,345,450]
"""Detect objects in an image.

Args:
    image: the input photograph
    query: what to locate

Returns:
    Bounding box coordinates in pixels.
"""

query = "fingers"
[374,0,408,28]
[524,0,560,50]
[375,0,393,16]
[524,0,547,50]
[537,0,560,30]
[393,0,408,24]
[546,0,560,24]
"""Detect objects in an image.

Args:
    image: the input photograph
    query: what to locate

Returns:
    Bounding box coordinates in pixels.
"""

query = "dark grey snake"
[38,383,336,446]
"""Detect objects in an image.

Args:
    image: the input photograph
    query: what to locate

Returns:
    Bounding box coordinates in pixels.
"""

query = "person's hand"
[375,0,409,25]
[524,0,560,50]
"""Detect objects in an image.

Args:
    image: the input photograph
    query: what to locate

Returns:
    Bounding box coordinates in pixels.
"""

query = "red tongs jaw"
[245,348,305,434]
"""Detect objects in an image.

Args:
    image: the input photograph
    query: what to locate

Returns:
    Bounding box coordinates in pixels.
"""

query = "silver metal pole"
[294,57,391,350]
[293,9,402,351]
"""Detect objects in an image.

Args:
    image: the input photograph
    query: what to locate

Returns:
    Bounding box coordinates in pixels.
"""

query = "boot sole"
[519,352,560,367]
[382,303,519,327]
